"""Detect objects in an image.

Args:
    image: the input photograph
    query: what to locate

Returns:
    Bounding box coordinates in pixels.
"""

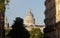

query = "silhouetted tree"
[7,17,30,38]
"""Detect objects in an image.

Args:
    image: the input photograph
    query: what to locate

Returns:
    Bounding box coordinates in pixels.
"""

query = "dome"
[24,9,35,26]
[26,9,34,17]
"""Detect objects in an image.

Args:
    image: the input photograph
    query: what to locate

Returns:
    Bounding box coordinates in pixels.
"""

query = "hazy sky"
[5,0,45,26]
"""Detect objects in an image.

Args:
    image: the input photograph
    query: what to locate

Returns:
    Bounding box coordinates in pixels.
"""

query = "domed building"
[24,9,35,31]
[24,9,35,26]
[24,9,45,32]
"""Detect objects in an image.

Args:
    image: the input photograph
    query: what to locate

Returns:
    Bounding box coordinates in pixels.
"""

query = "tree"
[7,17,30,38]
[30,28,43,38]
[5,29,9,38]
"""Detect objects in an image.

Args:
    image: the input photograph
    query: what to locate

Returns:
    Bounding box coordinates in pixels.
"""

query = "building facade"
[44,0,60,38]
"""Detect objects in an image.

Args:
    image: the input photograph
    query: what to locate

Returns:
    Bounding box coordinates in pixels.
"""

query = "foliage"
[0,0,9,12]
[5,29,9,35]
[7,17,30,38]
[5,29,9,38]
[30,28,43,38]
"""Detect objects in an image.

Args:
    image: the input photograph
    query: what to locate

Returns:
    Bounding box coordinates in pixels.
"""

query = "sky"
[5,0,45,26]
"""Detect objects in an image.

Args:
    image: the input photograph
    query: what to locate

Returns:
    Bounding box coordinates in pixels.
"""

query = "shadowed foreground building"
[44,0,60,38]
[0,0,9,38]
[0,0,5,38]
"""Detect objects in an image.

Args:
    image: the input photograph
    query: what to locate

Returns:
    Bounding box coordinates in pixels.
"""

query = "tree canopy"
[30,28,43,38]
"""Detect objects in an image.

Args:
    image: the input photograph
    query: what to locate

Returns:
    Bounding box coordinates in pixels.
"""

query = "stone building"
[24,9,45,32]
[44,0,60,38]
[24,9,35,26]
[4,18,9,29]
[24,9,35,31]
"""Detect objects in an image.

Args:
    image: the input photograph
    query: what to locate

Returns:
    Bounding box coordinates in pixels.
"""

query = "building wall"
[25,24,45,33]
[45,32,55,38]
[44,0,60,38]
[56,23,60,38]
[55,0,60,22]
[44,0,56,27]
